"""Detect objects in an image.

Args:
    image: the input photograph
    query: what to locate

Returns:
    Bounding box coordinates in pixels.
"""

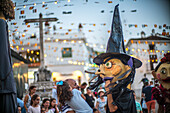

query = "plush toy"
[87,5,142,113]
[152,53,170,113]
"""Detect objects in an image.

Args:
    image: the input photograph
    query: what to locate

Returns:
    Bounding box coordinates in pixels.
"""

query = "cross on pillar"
[24,13,58,81]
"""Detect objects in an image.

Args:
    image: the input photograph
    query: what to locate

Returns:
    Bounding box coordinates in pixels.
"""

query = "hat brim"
[93,53,142,68]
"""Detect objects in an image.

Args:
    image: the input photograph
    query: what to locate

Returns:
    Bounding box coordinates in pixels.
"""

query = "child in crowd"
[49,98,59,113]
[42,98,53,113]
[96,89,107,113]
[24,86,36,112]
[28,94,41,113]
[133,91,143,113]
[57,81,93,113]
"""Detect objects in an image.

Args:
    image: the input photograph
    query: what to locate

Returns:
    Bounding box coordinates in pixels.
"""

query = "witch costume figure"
[152,53,170,113]
[87,5,142,113]
[0,0,18,113]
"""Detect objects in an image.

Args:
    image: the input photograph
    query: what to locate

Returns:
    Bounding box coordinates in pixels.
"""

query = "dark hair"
[81,82,87,86]
[57,81,73,105]
[0,0,15,19]
[144,82,149,86]
[29,86,36,92]
[42,98,50,107]
[49,98,56,109]
[30,94,39,106]
[86,87,90,90]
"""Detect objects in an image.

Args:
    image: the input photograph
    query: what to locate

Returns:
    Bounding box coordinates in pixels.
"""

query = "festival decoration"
[86,5,142,113]
[152,53,170,113]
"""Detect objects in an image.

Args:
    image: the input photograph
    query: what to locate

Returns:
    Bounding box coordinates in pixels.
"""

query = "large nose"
[95,65,104,75]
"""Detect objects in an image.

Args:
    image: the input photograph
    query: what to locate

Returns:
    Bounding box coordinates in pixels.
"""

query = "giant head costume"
[152,53,170,89]
[152,53,170,113]
[87,5,142,113]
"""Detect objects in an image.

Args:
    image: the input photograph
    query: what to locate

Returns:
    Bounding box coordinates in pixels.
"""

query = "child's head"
[29,86,36,94]
[98,89,105,98]
[17,105,21,113]
[50,98,56,108]
[42,98,50,109]
[57,81,73,105]
[30,94,40,106]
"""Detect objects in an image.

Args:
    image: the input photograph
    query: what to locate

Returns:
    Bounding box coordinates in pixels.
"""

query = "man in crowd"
[142,82,156,113]
[80,82,87,94]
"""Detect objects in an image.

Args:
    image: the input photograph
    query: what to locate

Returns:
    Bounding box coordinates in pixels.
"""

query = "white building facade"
[126,35,170,97]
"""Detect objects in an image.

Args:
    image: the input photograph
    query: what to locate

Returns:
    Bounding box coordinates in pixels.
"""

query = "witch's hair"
[57,81,73,105]
[0,0,15,19]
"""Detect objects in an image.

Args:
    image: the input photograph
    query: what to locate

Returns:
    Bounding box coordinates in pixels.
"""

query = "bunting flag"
[20,10,25,14]
[62,11,72,14]
[29,6,34,10]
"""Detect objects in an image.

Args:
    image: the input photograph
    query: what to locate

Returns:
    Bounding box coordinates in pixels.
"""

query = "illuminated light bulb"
[144,50,146,52]
[31,50,34,54]
[132,48,134,51]
[21,48,24,50]
[17,32,19,34]
[93,44,96,47]
[14,7,16,9]
[138,49,140,51]
[61,59,64,62]
[42,2,45,4]
[44,54,47,57]
[82,62,84,65]
[36,52,39,55]
[78,62,81,65]
[34,3,36,6]
[100,45,104,48]
[56,57,59,61]
[55,1,57,4]
[156,50,158,53]
[68,0,70,2]
[162,50,164,53]
[16,46,19,48]
[71,40,75,43]
[148,60,150,62]
[47,38,50,40]
[23,5,26,8]
[86,43,88,46]
[27,49,30,53]
[32,33,34,36]
[78,41,82,43]
[9,30,10,32]
[55,39,58,42]
[63,40,67,43]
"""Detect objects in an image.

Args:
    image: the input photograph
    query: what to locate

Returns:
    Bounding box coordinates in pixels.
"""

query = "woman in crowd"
[49,98,59,113]
[57,81,93,113]
[24,86,36,112]
[42,98,53,113]
[28,94,41,113]
[96,89,107,113]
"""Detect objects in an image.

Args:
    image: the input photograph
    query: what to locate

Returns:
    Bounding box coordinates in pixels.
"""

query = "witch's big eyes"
[105,62,112,69]
[160,68,167,74]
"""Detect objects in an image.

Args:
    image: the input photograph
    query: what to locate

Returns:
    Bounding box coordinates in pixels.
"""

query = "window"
[62,48,72,58]
[149,44,155,50]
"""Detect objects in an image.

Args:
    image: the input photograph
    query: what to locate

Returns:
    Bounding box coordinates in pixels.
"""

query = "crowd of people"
[16,76,159,113]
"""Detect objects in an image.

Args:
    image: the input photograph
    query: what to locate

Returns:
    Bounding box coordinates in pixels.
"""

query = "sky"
[9,0,170,51]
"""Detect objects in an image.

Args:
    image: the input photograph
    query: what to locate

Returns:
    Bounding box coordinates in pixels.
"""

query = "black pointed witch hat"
[93,4,142,68]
